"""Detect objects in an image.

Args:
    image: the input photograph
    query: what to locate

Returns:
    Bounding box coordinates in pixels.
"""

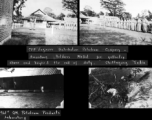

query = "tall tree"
[13,0,27,17]
[100,0,126,16]
[67,13,76,18]
[84,5,97,17]
[62,0,77,17]
[121,12,132,20]
[43,7,56,18]
[43,7,53,15]
[147,10,152,20]
[56,13,65,20]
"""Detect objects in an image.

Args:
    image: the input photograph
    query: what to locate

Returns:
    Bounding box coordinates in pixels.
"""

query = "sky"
[80,0,152,17]
[22,0,72,17]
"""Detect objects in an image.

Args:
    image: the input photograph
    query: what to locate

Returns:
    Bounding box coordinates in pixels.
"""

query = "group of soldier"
[100,17,151,33]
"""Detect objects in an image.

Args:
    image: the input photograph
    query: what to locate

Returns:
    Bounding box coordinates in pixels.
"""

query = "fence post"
[52,25,54,35]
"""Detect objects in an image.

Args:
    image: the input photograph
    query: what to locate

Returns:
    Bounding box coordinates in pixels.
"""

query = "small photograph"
[0,68,64,108]
[89,68,152,108]
[0,0,77,45]
[80,0,152,45]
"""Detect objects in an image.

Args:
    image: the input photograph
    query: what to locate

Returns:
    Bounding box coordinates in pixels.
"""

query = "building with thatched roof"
[80,13,90,24]
[22,9,57,28]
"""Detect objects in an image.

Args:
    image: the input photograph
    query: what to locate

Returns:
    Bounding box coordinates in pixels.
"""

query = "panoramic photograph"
[80,0,152,45]
[0,68,64,108]
[89,68,152,108]
[0,0,77,45]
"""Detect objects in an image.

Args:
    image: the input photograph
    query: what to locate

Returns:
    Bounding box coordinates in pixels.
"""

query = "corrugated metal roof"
[0,68,61,78]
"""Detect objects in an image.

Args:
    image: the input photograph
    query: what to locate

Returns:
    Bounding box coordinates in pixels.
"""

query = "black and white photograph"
[0,67,64,108]
[80,0,152,45]
[0,0,77,45]
[89,68,152,108]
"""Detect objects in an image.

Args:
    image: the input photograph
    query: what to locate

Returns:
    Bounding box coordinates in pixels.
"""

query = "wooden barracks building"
[0,68,64,90]
[0,0,14,44]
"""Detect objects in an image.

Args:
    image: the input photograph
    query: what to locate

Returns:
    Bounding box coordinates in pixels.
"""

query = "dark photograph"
[0,68,64,108]
[80,0,152,45]
[0,0,77,45]
[89,68,152,108]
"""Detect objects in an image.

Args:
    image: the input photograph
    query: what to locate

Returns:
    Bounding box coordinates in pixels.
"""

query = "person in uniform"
[137,19,142,32]
[120,19,122,29]
[134,19,137,31]
[128,19,131,30]
[142,18,148,32]
[14,81,17,89]
[30,18,33,30]
[33,18,36,30]
[117,18,120,28]
[41,86,44,93]
[122,20,126,29]
[131,19,134,31]
[124,19,127,29]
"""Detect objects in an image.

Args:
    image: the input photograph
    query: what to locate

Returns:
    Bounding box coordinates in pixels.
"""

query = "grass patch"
[80,25,136,45]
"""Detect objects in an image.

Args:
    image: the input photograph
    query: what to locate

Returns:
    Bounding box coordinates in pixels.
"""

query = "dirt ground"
[80,24,152,45]
[45,28,77,45]
[0,92,64,108]
[3,27,77,45]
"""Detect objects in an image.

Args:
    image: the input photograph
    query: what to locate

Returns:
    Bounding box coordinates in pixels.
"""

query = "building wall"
[0,0,14,43]
[0,74,64,90]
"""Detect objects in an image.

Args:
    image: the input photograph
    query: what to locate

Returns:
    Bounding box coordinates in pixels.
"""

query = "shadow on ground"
[3,28,46,45]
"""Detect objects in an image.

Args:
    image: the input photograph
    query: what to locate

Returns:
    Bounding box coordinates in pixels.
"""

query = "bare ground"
[80,24,152,45]
[45,28,77,45]
[0,92,64,108]
[3,27,77,45]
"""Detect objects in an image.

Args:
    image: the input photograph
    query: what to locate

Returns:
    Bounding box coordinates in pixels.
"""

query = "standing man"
[131,19,134,31]
[41,86,44,93]
[14,81,17,89]
[128,19,131,30]
[122,19,126,29]
[134,19,137,31]
[137,19,142,32]
[142,18,148,32]
[30,18,33,30]
[33,18,36,30]
[124,19,127,29]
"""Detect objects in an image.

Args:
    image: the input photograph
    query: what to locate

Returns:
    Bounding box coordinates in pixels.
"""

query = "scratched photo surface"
[0,0,77,45]
[0,68,64,108]
[80,0,152,45]
[89,68,152,108]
